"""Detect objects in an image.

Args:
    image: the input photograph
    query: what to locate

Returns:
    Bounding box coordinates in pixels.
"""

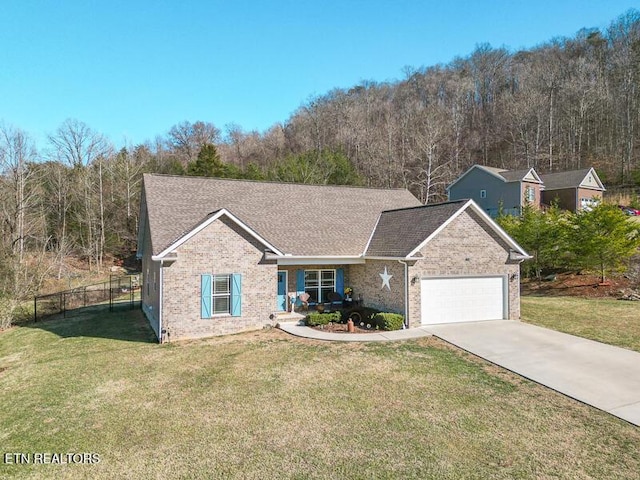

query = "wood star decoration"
[379,266,393,290]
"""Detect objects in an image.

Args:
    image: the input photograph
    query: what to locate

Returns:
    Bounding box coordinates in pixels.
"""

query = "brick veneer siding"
[576,188,603,210]
[350,261,406,315]
[140,220,161,340]
[522,181,542,209]
[161,216,278,341]
[407,209,521,327]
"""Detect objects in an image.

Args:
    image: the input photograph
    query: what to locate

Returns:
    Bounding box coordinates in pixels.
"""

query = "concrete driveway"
[426,320,640,426]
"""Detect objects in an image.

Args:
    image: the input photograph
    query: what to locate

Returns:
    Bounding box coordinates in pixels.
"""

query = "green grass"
[522,295,640,352]
[1,307,640,479]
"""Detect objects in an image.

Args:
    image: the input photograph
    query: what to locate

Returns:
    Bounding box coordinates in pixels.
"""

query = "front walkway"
[427,320,640,426]
[277,321,432,342]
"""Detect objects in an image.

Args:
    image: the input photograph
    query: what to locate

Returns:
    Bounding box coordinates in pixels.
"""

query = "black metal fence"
[33,275,140,322]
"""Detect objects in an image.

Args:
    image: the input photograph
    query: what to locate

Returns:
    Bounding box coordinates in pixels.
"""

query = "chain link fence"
[33,274,140,322]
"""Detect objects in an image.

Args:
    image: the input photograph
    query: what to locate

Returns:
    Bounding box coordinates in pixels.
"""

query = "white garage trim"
[420,275,508,325]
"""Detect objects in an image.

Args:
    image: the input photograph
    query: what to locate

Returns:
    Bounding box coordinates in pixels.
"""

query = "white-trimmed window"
[525,186,535,203]
[212,274,231,315]
[305,269,335,304]
[480,189,487,199]
[201,274,242,318]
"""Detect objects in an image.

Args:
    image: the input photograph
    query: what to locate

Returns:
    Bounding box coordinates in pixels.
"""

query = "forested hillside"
[0,10,639,325]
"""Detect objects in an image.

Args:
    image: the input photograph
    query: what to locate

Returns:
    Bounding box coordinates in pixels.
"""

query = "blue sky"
[0,1,636,149]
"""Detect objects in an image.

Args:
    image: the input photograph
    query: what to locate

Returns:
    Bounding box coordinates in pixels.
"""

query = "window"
[480,189,487,199]
[201,274,242,318]
[212,275,231,314]
[525,186,535,203]
[304,269,335,304]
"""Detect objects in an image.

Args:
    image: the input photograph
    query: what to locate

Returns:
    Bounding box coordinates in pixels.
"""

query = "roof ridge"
[144,173,410,192]
[381,199,467,214]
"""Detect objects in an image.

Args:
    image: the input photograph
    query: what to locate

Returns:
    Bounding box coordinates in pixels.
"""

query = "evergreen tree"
[568,204,640,282]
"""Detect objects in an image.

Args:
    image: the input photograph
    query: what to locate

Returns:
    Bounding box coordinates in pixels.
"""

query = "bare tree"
[167,120,221,165]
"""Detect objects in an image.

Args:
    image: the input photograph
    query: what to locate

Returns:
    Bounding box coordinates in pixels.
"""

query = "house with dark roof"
[447,165,543,217]
[137,174,528,342]
[540,167,605,211]
[447,165,605,215]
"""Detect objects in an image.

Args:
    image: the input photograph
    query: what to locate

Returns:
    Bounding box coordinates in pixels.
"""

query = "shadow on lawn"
[23,304,158,344]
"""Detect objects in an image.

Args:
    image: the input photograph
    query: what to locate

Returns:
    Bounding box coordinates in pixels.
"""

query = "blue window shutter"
[231,274,242,317]
[336,268,344,298]
[201,274,212,318]
[296,269,305,306]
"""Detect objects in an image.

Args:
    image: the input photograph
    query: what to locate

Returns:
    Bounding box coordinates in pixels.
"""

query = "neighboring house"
[447,165,543,217]
[137,174,529,342]
[448,165,605,215]
[540,167,605,211]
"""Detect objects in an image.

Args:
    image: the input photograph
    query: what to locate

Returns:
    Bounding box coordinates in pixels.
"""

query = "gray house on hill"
[137,174,528,342]
[447,165,543,216]
[448,165,605,215]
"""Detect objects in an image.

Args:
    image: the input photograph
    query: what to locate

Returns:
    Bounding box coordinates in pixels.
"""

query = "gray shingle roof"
[142,174,422,256]
[499,168,536,182]
[473,165,538,183]
[365,200,468,257]
[540,168,597,190]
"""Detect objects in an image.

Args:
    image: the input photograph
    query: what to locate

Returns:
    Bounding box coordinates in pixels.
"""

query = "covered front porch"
[271,256,408,322]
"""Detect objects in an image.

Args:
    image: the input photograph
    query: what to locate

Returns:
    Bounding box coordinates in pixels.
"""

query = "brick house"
[137,174,529,342]
[540,168,605,211]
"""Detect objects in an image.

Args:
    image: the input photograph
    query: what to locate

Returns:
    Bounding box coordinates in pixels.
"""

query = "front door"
[277,271,287,311]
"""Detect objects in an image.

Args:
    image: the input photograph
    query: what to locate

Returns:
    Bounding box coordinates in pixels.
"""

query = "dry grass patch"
[522,295,640,352]
[1,309,639,479]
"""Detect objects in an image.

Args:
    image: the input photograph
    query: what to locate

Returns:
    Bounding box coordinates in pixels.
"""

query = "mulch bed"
[521,272,637,298]
[310,322,379,334]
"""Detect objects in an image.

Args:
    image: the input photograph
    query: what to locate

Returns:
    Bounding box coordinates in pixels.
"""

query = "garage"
[420,276,506,325]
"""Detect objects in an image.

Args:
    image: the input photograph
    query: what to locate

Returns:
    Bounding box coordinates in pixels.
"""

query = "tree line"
[1,9,639,326]
[497,203,640,282]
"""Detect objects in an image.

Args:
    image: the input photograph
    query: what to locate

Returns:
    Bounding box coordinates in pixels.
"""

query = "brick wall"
[350,261,406,315]
[407,209,520,327]
[140,220,160,340]
[161,216,278,341]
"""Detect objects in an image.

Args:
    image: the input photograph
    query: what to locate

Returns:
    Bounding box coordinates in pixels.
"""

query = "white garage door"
[421,276,506,325]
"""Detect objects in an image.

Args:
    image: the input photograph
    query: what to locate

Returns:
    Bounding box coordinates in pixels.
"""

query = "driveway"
[426,320,640,426]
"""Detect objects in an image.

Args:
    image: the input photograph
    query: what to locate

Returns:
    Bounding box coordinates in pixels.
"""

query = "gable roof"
[365,200,467,257]
[365,199,529,258]
[140,174,422,257]
[447,165,542,191]
[540,167,605,191]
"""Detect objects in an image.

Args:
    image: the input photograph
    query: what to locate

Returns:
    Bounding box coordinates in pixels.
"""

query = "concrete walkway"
[427,320,640,426]
[278,321,433,342]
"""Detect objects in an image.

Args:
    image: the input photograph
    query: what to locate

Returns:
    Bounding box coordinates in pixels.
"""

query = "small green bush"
[305,311,341,326]
[373,313,405,331]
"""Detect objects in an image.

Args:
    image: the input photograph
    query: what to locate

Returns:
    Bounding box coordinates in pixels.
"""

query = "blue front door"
[277,271,287,311]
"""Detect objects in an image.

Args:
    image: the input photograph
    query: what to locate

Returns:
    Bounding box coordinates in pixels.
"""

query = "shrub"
[305,311,341,326]
[373,313,405,331]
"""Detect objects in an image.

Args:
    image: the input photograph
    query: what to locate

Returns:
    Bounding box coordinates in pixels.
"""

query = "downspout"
[158,259,164,343]
[398,260,409,329]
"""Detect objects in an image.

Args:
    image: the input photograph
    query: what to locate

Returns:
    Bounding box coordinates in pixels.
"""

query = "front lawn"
[521,295,640,352]
[1,308,639,479]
